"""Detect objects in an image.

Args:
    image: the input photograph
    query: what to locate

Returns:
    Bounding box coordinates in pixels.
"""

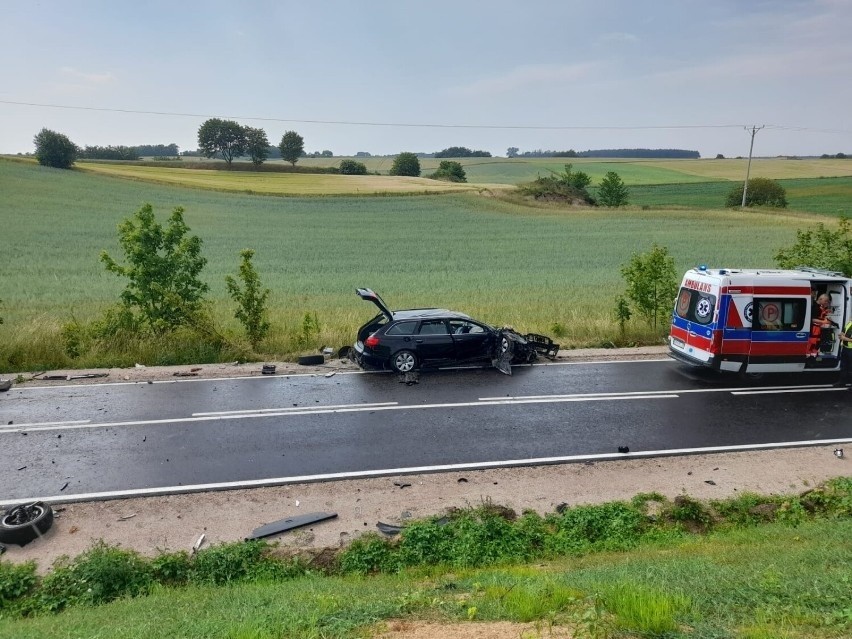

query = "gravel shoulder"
[2,347,849,571]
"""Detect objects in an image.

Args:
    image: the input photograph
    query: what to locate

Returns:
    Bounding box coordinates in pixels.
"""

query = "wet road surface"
[1,360,850,504]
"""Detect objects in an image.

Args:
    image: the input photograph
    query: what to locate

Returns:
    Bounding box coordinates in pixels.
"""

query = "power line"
[0,99,795,132]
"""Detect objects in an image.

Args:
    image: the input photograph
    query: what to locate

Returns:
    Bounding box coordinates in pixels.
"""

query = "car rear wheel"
[391,350,418,373]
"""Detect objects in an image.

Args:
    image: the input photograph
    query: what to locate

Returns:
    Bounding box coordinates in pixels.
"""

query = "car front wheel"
[391,350,418,373]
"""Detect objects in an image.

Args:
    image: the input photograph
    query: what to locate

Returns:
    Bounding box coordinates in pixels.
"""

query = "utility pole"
[741,125,764,208]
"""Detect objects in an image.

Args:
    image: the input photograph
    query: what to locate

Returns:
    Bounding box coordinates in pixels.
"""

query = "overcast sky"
[2,0,851,158]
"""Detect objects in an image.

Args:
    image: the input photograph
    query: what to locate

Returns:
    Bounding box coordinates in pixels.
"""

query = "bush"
[38,542,153,612]
[726,177,788,207]
[100,204,210,333]
[338,159,367,175]
[430,160,467,182]
[516,164,594,203]
[0,561,38,610]
[33,128,78,169]
[389,152,421,177]
[190,540,273,585]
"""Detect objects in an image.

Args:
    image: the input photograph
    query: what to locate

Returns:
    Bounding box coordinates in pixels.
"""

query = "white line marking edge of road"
[5,436,851,507]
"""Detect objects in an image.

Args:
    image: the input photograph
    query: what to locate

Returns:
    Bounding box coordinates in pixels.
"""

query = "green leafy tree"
[389,152,421,177]
[339,159,367,175]
[775,217,852,276]
[598,171,629,207]
[507,147,519,158]
[33,128,78,168]
[725,177,787,208]
[225,249,271,348]
[197,118,247,166]
[100,204,209,332]
[243,126,270,168]
[620,244,678,330]
[278,131,304,166]
[430,160,467,182]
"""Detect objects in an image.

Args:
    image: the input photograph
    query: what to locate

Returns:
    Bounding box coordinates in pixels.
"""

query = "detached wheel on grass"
[0,502,54,546]
[297,355,325,366]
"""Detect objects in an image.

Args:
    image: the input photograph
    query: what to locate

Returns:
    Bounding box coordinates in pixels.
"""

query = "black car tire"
[391,350,418,373]
[297,355,325,366]
[0,502,54,546]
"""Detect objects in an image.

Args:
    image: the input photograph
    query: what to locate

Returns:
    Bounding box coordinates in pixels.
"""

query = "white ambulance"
[669,266,850,374]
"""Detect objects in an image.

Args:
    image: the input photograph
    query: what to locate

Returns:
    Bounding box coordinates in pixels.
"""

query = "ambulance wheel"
[738,370,764,382]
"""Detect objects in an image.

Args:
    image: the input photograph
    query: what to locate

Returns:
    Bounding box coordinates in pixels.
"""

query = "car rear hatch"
[356,288,393,321]
[355,288,394,350]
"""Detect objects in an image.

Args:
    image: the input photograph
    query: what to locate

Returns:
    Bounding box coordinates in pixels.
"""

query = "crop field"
[77,161,507,195]
[297,155,852,186]
[1,157,835,370]
[626,176,852,215]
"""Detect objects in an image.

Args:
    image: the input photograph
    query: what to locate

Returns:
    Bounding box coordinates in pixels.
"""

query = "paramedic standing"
[838,319,852,387]
[809,293,835,355]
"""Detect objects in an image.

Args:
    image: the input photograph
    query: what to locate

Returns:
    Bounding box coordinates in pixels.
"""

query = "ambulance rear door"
[746,279,811,372]
[671,273,721,365]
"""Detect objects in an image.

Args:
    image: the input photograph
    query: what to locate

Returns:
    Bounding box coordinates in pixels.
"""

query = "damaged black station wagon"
[351,288,559,375]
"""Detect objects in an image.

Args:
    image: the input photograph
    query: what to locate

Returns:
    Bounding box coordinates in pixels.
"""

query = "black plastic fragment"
[246,511,337,541]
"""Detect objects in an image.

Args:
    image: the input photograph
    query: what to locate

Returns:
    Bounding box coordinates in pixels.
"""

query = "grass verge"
[1,478,850,637]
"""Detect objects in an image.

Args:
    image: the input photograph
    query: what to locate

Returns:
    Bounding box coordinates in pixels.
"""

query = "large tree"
[33,128,78,168]
[243,126,270,168]
[197,118,247,166]
[389,152,421,177]
[278,130,304,166]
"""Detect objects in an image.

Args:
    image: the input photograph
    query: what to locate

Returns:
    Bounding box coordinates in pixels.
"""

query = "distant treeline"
[514,148,700,159]
[80,143,180,160]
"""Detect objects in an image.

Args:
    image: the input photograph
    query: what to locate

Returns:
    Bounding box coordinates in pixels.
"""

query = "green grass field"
[626,176,852,215]
[297,155,852,185]
[0,157,847,370]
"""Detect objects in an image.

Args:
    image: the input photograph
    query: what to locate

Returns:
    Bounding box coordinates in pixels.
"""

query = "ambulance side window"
[753,299,806,331]
[675,288,716,324]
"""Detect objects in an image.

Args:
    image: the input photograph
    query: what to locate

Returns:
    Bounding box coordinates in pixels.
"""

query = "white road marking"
[0,394,676,434]
[6,436,852,506]
[479,383,834,402]
[731,387,848,396]
[0,419,91,429]
[193,402,398,417]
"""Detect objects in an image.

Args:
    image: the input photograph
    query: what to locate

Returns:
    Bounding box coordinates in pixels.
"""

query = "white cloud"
[449,62,603,97]
[598,32,638,44]
[59,67,115,85]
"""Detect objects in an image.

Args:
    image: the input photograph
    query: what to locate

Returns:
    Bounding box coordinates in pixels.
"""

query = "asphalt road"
[2,359,851,504]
